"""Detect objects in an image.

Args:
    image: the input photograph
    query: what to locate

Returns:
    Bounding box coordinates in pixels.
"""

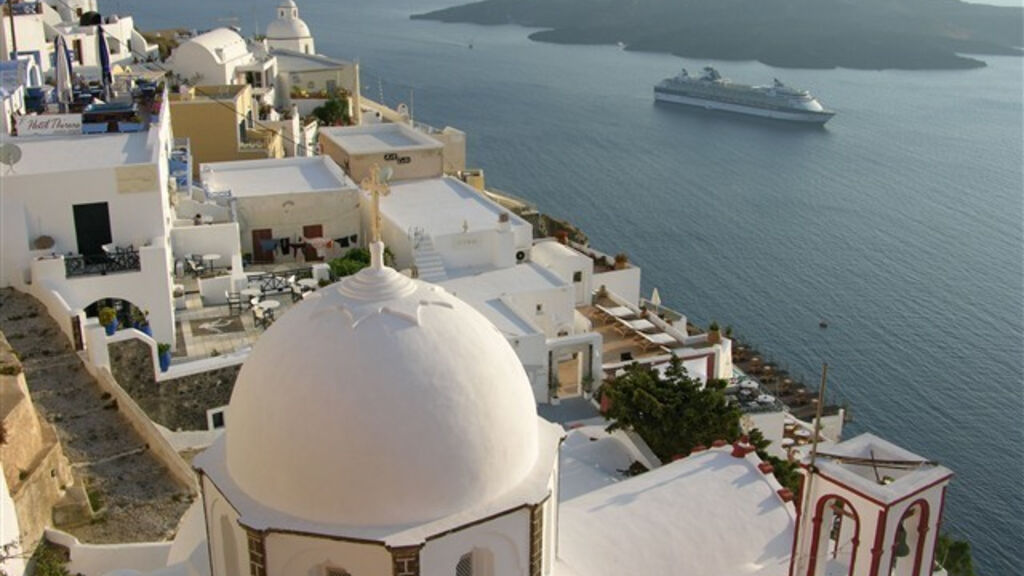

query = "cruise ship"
[654,67,835,124]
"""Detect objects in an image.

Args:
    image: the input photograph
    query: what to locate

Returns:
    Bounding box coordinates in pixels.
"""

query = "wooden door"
[252,229,274,264]
[303,224,323,261]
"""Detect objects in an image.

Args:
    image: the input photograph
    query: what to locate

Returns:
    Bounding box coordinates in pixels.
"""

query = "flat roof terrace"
[320,123,443,155]
[381,177,529,237]
[200,156,356,198]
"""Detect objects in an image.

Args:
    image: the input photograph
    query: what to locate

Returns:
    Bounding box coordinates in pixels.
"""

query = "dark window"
[211,411,225,429]
[572,271,583,282]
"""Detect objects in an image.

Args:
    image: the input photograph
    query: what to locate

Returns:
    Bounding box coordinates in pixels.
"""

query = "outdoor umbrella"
[54,35,73,112]
[97,26,112,99]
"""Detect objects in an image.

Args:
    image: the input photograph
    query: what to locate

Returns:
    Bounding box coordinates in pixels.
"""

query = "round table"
[781,438,795,447]
[740,380,759,390]
[795,428,812,439]
[241,288,262,301]
[257,300,281,311]
[757,394,776,404]
[202,254,221,268]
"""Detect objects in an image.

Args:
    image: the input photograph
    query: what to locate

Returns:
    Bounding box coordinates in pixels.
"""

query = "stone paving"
[173,292,295,360]
[0,288,192,543]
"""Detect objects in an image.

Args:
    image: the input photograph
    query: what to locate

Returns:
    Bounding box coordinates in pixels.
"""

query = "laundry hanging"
[259,238,279,252]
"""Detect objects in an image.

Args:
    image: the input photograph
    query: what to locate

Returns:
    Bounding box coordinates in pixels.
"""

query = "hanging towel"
[291,240,307,258]
[259,239,278,252]
[307,237,330,258]
[335,237,350,248]
[278,238,291,255]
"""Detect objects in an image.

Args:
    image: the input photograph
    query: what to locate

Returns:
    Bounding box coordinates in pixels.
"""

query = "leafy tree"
[328,247,392,278]
[601,357,741,460]
[312,96,350,127]
[934,533,976,576]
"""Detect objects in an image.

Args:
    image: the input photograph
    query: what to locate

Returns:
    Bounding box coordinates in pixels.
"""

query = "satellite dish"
[0,143,22,172]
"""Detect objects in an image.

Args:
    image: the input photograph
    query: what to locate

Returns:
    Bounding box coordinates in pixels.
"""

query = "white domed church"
[266,0,316,54]
[193,239,563,575]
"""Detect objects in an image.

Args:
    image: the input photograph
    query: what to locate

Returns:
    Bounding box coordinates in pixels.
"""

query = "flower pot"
[104,318,119,336]
[158,350,171,372]
[140,324,152,337]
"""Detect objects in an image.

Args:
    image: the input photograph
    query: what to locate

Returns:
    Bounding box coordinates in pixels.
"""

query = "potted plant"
[707,321,721,344]
[132,308,152,336]
[582,374,595,399]
[157,343,172,372]
[613,252,629,270]
[548,378,560,405]
[98,307,118,335]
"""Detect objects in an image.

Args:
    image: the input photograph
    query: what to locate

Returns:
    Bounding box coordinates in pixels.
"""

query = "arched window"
[456,549,494,576]
[456,552,473,576]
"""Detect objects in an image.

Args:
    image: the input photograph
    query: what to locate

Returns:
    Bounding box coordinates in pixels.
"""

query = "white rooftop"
[200,156,356,197]
[380,176,529,237]
[320,123,443,155]
[440,263,568,337]
[558,447,795,576]
[5,130,155,175]
[271,48,352,71]
[559,426,637,501]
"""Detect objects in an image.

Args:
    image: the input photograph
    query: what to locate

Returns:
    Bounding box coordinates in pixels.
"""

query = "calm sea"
[120,1,1023,572]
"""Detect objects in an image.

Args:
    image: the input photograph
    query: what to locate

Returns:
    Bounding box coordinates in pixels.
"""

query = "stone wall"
[0,332,74,553]
[110,339,239,431]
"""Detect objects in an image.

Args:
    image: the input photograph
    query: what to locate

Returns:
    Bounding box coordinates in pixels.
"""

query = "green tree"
[934,533,975,576]
[312,96,350,127]
[747,427,803,497]
[601,357,741,460]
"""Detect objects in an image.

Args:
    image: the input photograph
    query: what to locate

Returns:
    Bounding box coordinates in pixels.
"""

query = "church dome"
[266,0,312,40]
[224,244,540,526]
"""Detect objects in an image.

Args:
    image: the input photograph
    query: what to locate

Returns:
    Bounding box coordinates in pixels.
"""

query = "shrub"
[157,343,171,355]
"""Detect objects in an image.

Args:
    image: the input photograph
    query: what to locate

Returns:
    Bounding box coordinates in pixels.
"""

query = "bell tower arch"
[790,433,952,576]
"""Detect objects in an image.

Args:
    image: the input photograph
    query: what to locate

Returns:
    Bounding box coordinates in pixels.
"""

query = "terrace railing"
[64,248,142,277]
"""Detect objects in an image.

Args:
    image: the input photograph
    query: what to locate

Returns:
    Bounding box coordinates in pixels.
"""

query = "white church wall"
[264,533,391,575]
[419,507,532,576]
[201,477,249,576]
[44,528,171,576]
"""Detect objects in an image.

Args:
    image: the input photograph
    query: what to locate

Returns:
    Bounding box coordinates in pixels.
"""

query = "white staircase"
[412,232,448,283]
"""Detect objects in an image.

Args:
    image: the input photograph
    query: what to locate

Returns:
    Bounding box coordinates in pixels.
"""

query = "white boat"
[654,67,835,124]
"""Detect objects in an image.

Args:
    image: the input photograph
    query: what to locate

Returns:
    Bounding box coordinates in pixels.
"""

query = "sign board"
[17,114,83,136]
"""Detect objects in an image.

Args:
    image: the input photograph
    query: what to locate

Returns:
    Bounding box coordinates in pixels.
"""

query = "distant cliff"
[412,0,1024,70]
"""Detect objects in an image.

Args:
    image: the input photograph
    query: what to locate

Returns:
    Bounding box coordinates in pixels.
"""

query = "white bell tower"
[790,433,952,576]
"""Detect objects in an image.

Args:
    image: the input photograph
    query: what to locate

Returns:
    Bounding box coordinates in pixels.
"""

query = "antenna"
[0,142,23,174]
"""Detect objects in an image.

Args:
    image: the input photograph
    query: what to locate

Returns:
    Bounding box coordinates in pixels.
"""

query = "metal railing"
[64,249,141,277]
[244,267,315,294]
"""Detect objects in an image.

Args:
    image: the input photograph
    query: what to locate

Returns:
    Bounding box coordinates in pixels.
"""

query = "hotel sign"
[17,114,83,136]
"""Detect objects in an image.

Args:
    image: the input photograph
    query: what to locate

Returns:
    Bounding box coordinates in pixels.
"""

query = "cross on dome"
[361,163,392,269]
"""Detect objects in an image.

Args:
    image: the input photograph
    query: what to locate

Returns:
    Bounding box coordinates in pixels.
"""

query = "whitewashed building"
[0,89,178,346]
[198,156,361,265]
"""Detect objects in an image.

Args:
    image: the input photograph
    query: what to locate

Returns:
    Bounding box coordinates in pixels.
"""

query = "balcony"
[64,247,141,277]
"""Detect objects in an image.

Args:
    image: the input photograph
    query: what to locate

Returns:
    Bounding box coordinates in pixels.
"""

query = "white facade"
[320,122,446,183]
[372,176,533,278]
[265,0,315,55]
[0,94,177,347]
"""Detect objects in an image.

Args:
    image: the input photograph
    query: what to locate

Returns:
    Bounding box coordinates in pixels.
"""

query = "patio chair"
[186,258,205,278]
[226,291,243,315]
[253,306,269,329]
[634,331,679,352]
[290,283,304,303]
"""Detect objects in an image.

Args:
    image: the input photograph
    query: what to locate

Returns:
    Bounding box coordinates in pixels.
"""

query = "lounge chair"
[634,331,680,352]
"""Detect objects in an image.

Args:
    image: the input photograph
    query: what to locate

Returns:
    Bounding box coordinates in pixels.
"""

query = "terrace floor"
[578,302,672,372]
[172,292,297,360]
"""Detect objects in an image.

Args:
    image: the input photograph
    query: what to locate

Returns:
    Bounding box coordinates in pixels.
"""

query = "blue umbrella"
[97,26,112,98]
[54,35,73,112]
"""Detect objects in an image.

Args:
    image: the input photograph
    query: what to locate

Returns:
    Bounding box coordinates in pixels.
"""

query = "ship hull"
[654,89,834,125]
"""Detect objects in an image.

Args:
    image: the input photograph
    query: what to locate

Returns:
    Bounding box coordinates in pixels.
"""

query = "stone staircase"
[412,232,448,283]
